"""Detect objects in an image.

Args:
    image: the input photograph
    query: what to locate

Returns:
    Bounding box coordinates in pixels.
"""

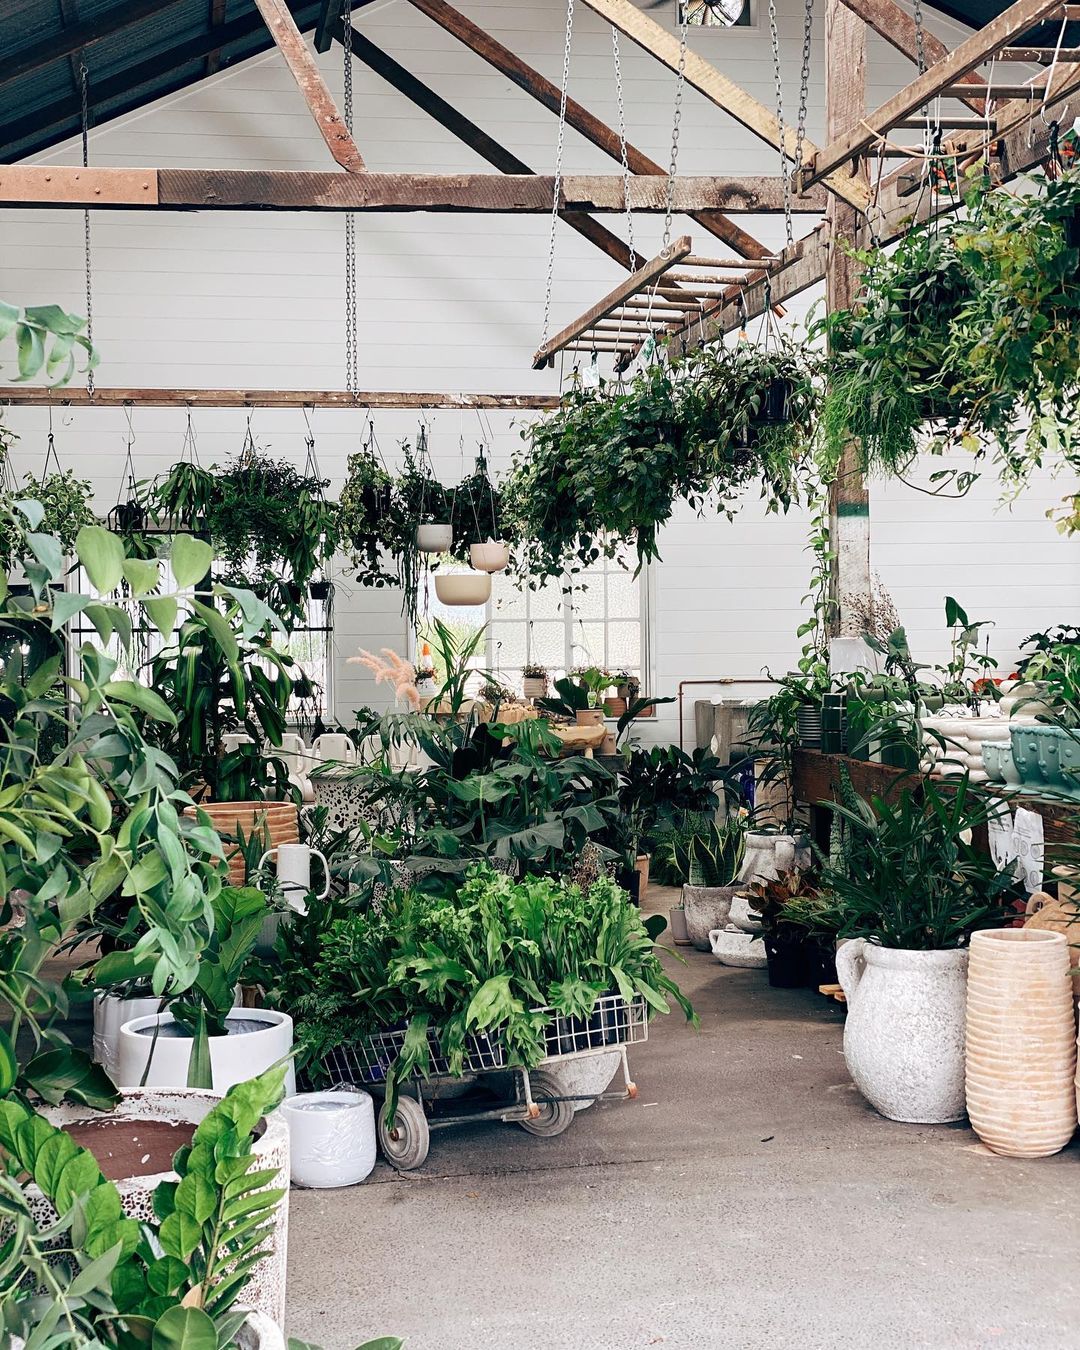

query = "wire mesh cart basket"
[313,993,649,1170]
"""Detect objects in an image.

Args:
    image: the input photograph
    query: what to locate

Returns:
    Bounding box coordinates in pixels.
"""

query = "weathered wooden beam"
[1,0,186,91]
[206,0,229,78]
[0,166,823,213]
[0,2,313,161]
[341,24,642,272]
[805,0,1066,185]
[1000,45,1080,59]
[839,0,988,114]
[578,0,870,210]
[0,388,561,410]
[252,0,365,172]
[397,0,774,261]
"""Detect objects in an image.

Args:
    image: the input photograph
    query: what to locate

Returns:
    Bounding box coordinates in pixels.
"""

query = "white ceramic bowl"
[434,571,492,605]
[416,523,453,553]
[469,540,510,573]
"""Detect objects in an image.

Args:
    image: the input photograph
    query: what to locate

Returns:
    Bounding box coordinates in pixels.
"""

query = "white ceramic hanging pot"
[836,939,969,1124]
[282,1089,377,1188]
[469,540,510,573]
[434,571,492,606]
[116,1008,295,1095]
[416,523,453,553]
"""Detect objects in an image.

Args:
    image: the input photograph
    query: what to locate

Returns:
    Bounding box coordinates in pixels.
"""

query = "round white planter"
[545,1050,621,1112]
[93,992,162,1080]
[836,939,969,1124]
[682,884,737,950]
[40,1088,289,1328]
[709,928,766,968]
[469,540,510,573]
[282,1089,377,1188]
[416,522,452,553]
[116,1008,295,1096]
[738,832,808,885]
[433,571,492,605]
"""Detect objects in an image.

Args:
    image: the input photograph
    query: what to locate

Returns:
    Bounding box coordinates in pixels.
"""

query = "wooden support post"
[397,0,775,262]
[838,0,988,113]
[252,0,365,172]
[578,0,870,210]
[825,0,871,635]
[806,0,1065,185]
[341,22,643,271]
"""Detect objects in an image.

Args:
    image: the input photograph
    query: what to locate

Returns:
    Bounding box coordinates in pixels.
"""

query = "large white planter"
[434,571,492,606]
[40,1088,289,1327]
[738,832,808,885]
[544,1050,621,1112]
[416,522,452,553]
[682,884,737,950]
[282,1089,377,1188]
[117,1008,295,1096]
[93,992,162,1080]
[836,939,969,1124]
[469,540,510,573]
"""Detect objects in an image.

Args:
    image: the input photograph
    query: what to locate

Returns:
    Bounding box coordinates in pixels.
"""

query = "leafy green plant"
[617,745,731,852]
[816,774,1022,948]
[0,299,98,386]
[338,441,397,590]
[0,450,97,571]
[450,447,504,559]
[652,812,745,888]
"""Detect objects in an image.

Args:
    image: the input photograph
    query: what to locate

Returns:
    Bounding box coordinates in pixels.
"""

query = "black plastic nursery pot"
[795,703,823,750]
[309,579,333,602]
[618,867,643,906]
[807,939,838,988]
[821,693,846,755]
[764,936,808,989]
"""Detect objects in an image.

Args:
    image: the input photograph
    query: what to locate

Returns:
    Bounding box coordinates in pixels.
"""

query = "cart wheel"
[377,1096,430,1170]
[518,1070,574,1138]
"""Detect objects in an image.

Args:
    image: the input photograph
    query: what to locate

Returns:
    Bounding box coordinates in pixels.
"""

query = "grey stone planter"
[682,884,739,951]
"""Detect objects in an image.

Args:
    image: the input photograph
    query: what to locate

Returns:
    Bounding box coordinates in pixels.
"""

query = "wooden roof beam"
[0,389,561,410]
[252,0,364,171]
[577,0,870,211]
[838,0,988,114]
[341,22,644,273]
[396,0,775,263]
[1,0,186,91]
[804,0,1066,186]
[206,0,229,79]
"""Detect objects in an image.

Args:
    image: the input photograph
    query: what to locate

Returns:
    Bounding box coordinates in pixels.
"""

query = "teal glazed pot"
[1011,725,1049,790]
[1054,730,1080,800]
[982,741,1005,783]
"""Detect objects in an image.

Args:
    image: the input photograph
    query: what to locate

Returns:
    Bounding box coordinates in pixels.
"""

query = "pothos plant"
[0,298,98,386]
[0,442,97,572]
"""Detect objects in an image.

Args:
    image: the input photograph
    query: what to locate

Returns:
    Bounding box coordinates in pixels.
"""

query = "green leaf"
[144,595,179,638]
[171,535,213,590]
[151,1305,219,1350]
[158,1206,204,1260]
[22,1046,119,1110]
[107,679,178,725]
[49,589,92,631]
[0,1027,15,1097]
[69,1240,123,1296]
[54,1148,103,1213]
[175,1169,218,1225]
[32,1129,80,1196]
[122,557,161,596]
[77,525,126,594]
[147,1254,190,1296]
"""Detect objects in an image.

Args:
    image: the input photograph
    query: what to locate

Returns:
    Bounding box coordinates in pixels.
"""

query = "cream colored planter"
[434,571,492,605]
[416,523,452,553]
[469,540,510,572]
[965,928,1077,1158]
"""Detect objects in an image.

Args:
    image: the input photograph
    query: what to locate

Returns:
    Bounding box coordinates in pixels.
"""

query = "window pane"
[529,581,564,620]
[606,570,638,619]
[573,621,606,670]
[490,622,527,670]
[491,573,525,620]
[607,621,641,672]
[572,576,605,620]
[529,621,565,671]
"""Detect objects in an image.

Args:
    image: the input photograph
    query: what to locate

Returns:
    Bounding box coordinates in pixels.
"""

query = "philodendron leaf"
[151,1305,219,1350]
[77,525,126,594]
[107,679,178,725]
[0,1027,16,1097]
[144,595,179,638]
[171,534,213,590]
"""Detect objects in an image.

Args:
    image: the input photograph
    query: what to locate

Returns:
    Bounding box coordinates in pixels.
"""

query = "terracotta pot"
[965,928,1077,1158]
[603,696,628,718]
[575,708,604,727]
[634,853,650,897]
[186,801,299,885]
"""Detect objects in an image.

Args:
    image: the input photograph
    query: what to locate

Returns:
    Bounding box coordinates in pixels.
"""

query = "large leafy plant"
[0,446,97,572]
[0,299,98,386]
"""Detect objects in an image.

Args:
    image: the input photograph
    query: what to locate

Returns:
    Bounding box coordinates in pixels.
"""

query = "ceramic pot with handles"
[836,939,969,1124]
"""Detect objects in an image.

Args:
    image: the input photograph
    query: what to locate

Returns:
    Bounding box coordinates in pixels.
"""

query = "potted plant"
[652,813,747,950]
[523,662,549,700]
[451,446,509,572]
[743,869,831,988]
[338,442,398,588]
[405,428,451,553]
[820,773,1023,1123]
[0,456,96,571]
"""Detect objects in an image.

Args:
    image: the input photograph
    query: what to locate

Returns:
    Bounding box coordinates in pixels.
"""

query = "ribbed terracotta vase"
[184,801,299,885]
[965,929,1077,1158]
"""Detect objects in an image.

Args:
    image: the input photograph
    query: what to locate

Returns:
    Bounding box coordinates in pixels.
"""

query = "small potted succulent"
[523,662,549,700]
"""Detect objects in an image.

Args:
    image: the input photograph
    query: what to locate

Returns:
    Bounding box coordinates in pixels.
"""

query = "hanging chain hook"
[341,0,359,396]
[541,0,575,348]
[79,61,95,396]
[662,8,689,251]
[767,0,794,249]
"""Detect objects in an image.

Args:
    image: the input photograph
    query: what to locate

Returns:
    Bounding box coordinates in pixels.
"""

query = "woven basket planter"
[965,928,1077,1158]
[186,801,299,885]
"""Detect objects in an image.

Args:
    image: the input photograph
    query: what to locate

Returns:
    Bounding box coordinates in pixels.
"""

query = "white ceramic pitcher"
[258,842,330,916]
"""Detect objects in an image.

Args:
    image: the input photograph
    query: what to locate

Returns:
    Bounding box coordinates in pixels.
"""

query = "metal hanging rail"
[0,388,562,410]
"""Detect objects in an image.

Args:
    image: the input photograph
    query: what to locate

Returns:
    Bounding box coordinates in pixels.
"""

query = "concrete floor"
[287,888,1079,1350]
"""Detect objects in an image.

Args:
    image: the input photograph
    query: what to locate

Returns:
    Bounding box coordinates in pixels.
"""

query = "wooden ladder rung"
[1000,46,1080,62]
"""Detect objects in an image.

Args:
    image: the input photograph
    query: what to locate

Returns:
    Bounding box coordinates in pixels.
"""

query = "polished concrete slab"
[285,890,1080,1350]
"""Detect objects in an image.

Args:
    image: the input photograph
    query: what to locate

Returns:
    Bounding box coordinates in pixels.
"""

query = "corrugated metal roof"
[0,0,1068,166]
[0,0,327,163]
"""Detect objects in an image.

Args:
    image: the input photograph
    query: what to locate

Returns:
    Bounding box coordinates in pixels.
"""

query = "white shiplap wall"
[1,0,1076,742]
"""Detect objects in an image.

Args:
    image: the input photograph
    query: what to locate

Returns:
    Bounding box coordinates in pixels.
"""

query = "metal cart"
[316,992,648,1170]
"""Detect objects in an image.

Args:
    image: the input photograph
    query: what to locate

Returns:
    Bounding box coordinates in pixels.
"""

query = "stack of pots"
[920,715,1012,783]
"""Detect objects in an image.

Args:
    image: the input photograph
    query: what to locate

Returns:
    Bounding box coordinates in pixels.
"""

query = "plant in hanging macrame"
[450,447,504,560]
[338,441,398,588]
[0,443,97,571]
[389,437,450,625]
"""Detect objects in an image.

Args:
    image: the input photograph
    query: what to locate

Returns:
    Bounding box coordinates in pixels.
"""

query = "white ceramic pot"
[117,1008,295,1095]
[738,832,804,885]
[668,906,690,944]
[728,888,763,934]
[416,522,452,553]
[836,939,969,1124]
[469,539,510,573]
[93,992,162,1080]
[545,1050,621,1112]
[708,927,767,968]
[682,884,737,950]
[282,1089,377,1188]
[41,1088,290,1326]
[433,571,492,605]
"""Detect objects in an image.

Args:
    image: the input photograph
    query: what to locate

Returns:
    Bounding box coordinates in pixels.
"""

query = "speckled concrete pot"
[836,939,969,1124]
[682,884,737,950]
[965,928,1077,1158]
[546,1050,622,1112]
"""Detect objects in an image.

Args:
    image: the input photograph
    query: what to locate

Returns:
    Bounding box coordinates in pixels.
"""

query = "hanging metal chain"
[541,0,575,348]
[341,0,359,394]
[662,11,689,250]
[611,26,634,263]
[767,0,794,248]
[79,62,95,395]
[793,0,815,180]
[912,0,927,74]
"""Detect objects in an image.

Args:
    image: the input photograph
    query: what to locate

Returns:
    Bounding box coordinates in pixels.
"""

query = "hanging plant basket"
[417,522,453,553]
[469,539,510,572]
[309,578,333,603]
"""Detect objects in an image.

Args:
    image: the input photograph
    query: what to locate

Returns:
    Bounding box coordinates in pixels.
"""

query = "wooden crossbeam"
[839,0,988,114]
[805,0,1066,186]
[396,0,774,262]
[0,166,821,213]
[1000,46,1080,60]
[342,24,642,273]
[578,0,870,210]
[533,237,693,367]
[206,0,229,78]
[0,388,561,410]
[1,0,185,90]
[253,0,365,172]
